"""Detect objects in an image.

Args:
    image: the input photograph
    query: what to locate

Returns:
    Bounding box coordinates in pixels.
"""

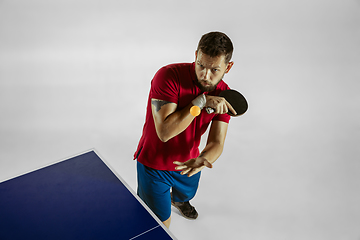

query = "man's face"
[194,50,234,92]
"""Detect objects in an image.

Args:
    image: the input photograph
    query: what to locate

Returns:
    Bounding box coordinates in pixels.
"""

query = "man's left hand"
[174,157,213,177]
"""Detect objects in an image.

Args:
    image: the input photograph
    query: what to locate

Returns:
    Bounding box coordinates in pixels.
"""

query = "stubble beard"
[195,72,225,92]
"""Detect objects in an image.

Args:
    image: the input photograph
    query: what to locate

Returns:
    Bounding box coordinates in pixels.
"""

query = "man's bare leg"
[163,216,171,228]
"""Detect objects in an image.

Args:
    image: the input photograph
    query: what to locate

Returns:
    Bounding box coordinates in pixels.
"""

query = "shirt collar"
[191,62,196,83]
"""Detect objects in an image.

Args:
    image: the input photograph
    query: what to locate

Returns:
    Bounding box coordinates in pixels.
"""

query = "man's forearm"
[199,141,224,164]
[198,120,228,164]
[154,102,195,142]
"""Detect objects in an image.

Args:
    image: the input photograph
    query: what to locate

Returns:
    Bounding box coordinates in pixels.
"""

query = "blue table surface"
[0,150,175,240]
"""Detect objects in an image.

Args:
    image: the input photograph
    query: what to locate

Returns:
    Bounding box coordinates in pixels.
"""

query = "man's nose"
[203,69,211,80]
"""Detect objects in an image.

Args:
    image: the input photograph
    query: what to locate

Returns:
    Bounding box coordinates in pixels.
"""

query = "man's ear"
[225,61,234,73]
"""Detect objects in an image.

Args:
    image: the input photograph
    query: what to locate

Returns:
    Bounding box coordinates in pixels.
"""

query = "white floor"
[1,1,360,240]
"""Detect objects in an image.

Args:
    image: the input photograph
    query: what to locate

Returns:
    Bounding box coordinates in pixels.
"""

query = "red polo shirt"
[134,62,231,171]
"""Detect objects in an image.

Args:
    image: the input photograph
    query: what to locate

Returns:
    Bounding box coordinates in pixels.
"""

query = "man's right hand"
[205,95,237,115]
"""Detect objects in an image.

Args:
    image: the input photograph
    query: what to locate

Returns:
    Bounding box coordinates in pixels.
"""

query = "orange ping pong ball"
[190,106,201,117]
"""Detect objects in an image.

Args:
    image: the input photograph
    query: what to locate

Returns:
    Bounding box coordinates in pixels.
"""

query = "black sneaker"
[171,193,198,220]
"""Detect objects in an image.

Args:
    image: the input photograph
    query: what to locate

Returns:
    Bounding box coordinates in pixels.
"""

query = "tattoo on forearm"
[152,99,172,112]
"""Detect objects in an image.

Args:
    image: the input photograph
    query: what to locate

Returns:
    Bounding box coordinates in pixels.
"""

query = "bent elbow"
[156,131,171,143]
[159,137,169,143]
[157,134,167,143]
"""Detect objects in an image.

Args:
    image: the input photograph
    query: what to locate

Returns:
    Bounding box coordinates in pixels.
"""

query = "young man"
[134,32,235,228]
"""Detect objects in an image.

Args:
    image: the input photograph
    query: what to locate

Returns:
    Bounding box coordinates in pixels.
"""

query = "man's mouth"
[201,81,211,87]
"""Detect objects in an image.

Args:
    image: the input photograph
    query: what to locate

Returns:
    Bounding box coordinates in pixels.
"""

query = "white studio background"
[1,1,359,239]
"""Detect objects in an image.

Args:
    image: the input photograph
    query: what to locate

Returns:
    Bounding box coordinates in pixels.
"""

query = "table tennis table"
[0,150,177,239]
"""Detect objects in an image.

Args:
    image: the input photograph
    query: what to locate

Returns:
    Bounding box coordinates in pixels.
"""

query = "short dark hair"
[197,32,234,63]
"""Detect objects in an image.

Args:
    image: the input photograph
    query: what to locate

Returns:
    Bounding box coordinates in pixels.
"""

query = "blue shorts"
[136,161,201,222]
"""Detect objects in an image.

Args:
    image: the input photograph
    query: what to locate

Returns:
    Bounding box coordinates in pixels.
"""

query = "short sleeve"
[150,66,179,104]
[212,113,231,123]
